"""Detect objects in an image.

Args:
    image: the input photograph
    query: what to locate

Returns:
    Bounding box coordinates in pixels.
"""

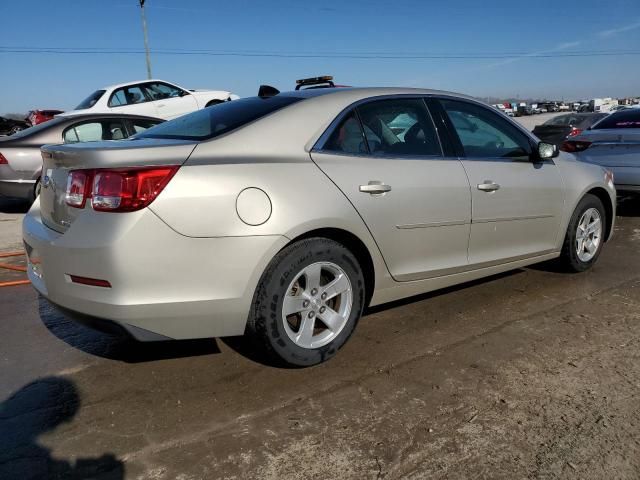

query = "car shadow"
[38,296,221,363]
[0,197,30,214]
[0,376,124,479]
[617,195,640,217]
[365,268,523,315]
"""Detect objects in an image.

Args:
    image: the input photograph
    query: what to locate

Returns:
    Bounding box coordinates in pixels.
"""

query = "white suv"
[59,79,239,120]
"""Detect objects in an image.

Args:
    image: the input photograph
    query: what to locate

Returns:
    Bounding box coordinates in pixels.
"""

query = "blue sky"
[1,0,639,113]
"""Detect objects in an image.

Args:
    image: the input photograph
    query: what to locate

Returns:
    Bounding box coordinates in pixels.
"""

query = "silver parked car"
[23,87,616,366]
[562,108,640,194]
[0,114,163,201]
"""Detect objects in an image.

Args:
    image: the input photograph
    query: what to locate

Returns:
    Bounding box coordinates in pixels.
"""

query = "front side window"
[144,82,186,101]
[356,98,441,157]
[136,96,302,141]
[128,118,163,134]
[441,99,531,159]
[63,120,126,143]
[108,86,148,107]
[75,90,105,110]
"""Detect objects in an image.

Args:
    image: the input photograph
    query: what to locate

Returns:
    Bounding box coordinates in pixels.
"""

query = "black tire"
[205,99,224,108]
[558,194,606,272]
[246,237,366,367]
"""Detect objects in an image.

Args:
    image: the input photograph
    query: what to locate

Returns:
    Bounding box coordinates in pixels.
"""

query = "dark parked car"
[0,113,163,200]
[0,116,30,136]
[532,113,608,147]
[27,109,65,126]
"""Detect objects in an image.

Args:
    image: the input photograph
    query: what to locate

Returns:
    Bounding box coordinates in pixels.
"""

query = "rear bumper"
[0,179,35,200]
[23,199,288,340]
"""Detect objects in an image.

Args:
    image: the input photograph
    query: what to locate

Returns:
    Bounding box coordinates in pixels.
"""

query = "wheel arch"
[585,187,614,241]
[284,227,376,308]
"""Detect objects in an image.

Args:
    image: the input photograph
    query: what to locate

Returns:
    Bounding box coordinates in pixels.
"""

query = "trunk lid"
[577,129,640,168]
[39,138,198,233]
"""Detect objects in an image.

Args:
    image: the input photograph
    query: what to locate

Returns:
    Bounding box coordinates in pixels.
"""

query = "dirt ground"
[0,195,639,479]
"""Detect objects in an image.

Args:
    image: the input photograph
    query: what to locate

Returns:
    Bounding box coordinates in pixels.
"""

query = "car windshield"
[75,90,106,110]
[592,109,640,129]
[136,96,302,141]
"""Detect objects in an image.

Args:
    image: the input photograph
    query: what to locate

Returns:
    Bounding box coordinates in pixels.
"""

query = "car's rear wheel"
[559,194,606,272]
[246,237,365,367]
[9,126,24,135]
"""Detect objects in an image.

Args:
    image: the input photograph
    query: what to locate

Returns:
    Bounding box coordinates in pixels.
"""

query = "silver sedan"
[23,87,616,366]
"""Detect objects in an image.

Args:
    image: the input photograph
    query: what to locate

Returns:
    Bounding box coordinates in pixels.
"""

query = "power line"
[0,46,639,59]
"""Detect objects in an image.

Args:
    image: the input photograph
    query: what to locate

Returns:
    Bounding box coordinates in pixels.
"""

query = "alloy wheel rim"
[282,261,353,349]
[576,207,602,262]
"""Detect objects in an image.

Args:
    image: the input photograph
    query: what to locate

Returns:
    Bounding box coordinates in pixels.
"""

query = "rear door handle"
[477,180,500,192]
[359,181,392,195]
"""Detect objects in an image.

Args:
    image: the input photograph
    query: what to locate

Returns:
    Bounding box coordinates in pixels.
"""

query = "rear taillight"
[0,152,7,165]
[65,166,179,212]
[560,140,592,153]
[567,128,582,137]
[65,170,92,208]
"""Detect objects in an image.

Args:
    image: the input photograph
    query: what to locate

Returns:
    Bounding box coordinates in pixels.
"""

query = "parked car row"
[19,77,618,366]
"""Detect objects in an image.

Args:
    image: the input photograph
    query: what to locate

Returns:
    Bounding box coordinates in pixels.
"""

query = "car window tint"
[356,98,441,157]
[592,109,640,129]
[136,96,302,141]
[63,120,126,143]
[544,114,576,126]
[129,118,162,133]
[109,86,148,107]
[144,82,184,101]
[441,99,531,159]
[324,112,367,154]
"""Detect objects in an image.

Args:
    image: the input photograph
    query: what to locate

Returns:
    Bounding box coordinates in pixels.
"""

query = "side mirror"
[537,141,558,160]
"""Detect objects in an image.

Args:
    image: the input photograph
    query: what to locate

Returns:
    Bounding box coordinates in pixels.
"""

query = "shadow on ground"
[0,197,29,214]
[0,376,124,479]
[38,296,221,363]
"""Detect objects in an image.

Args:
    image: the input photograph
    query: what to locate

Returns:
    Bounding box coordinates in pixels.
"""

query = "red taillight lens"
[66,166,178,212]
[567,128,582,137]
[0,152,7,165]
[91,166,179,212]
[560,140,592,153]
[65,170,92,208]
[69,275,112,288]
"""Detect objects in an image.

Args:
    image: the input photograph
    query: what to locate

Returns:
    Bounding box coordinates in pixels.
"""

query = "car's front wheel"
[247,238,365,367]
[559,194,606,272]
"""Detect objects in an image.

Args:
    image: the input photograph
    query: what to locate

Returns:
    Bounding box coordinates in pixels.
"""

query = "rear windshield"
[75,90,106,110]
[136,96,303,141]
[592,110,640,129]
[543,114,577,126]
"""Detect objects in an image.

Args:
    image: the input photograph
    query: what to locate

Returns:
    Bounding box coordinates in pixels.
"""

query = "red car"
[26,109,64,126]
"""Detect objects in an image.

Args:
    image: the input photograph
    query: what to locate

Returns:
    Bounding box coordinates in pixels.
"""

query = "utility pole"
[139,0,152,79]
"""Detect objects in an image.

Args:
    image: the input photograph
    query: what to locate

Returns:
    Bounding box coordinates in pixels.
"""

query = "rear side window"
[356,98,441,157]
[75,90,105,110]
[592,110,640,129]
[441,99,531,159]
[324,112,367,155]
[136,96,302,141]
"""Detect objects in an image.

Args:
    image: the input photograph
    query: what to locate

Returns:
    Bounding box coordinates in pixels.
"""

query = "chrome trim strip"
[472,214,554,224]
[396,220,468,229]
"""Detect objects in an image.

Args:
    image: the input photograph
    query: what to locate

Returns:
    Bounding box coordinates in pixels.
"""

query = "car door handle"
[359,181,392,195]
[477,181,500,192]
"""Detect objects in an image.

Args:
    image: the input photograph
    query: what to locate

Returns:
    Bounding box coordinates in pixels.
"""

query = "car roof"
[101,79,176,90]
[277,86,481,104]
[54,112,163,121]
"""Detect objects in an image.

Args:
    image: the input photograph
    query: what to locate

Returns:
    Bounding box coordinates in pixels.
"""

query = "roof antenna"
[258,85,280,98]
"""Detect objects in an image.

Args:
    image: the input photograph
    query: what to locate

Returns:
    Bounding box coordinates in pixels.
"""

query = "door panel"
[462,159,563,265]
[108,85,159,117]
[439,98,564,266]
[311,98,471,281]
